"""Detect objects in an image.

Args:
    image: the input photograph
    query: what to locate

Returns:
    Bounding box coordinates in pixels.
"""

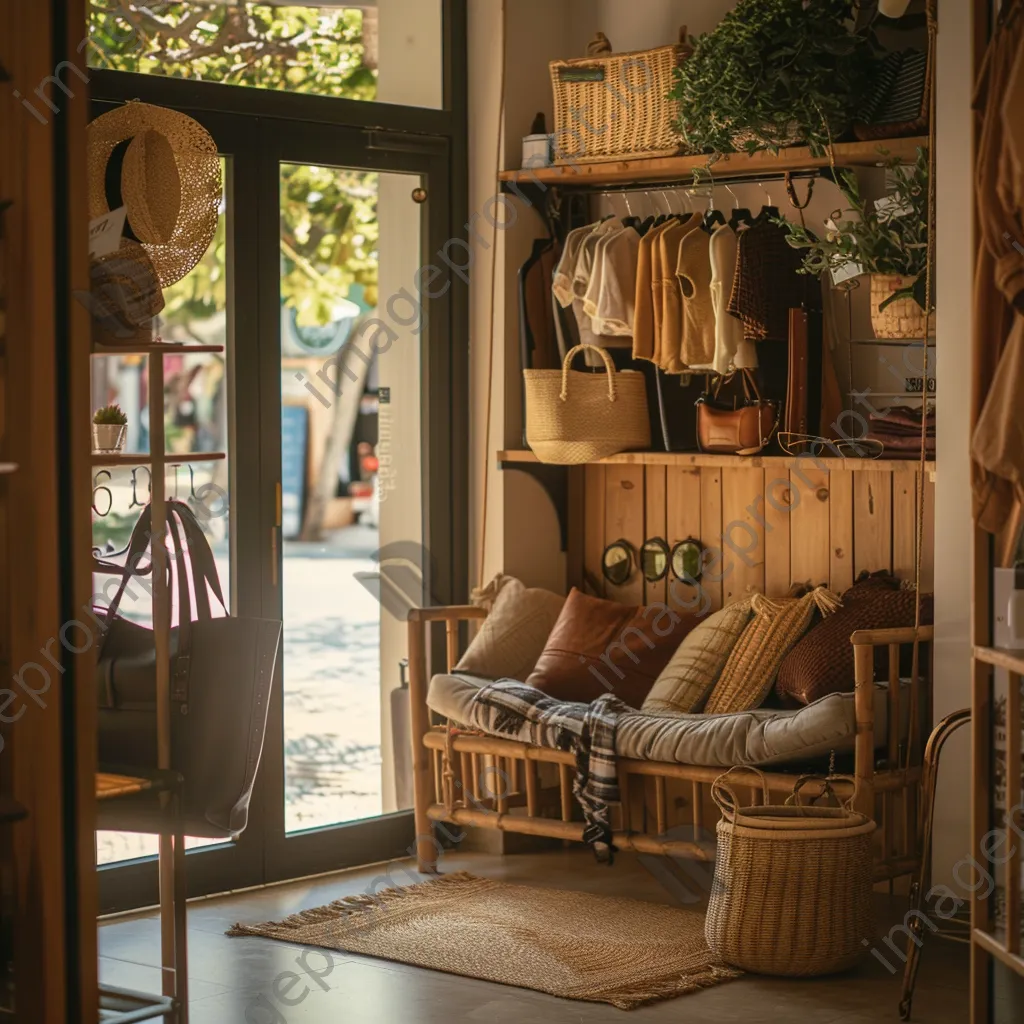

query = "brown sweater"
[971,2,1024,542]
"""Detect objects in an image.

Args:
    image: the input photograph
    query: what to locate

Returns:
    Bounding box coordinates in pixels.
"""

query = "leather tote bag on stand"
[95,500,282,837]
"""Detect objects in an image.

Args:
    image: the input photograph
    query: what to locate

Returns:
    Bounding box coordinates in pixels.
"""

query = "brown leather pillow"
[526,588,696,707]
[776,576,933,705]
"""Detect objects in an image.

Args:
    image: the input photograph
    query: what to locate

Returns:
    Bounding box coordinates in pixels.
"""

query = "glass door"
[255,122,450,881]
[91,109,459,909]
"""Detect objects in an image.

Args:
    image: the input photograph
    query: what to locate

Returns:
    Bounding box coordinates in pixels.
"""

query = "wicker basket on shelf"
[705,769,876,977]
[549,30,692,164]
[870,273,934,339]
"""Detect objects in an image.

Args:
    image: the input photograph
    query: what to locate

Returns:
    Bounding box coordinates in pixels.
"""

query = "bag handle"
[785,774,857,813]
[167,500,228,618]
[560,343,617,403]
[101,504,161,626]
[711,766,771,823]
[711,368,764,405]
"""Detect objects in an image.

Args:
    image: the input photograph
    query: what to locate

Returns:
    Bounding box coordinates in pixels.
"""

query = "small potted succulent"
[92,404,128,453]
[777,147,933,338]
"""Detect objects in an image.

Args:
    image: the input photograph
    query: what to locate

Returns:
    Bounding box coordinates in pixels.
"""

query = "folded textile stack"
[867,405,935,458]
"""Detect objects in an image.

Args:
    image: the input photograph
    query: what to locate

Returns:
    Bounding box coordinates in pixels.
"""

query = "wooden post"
[853,640,877,820]
[407,612,438,872]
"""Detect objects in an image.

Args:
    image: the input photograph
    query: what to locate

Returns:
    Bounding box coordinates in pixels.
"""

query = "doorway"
[91,96,466,911]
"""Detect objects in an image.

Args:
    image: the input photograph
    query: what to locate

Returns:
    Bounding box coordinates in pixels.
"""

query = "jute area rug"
[228,872,740,1010]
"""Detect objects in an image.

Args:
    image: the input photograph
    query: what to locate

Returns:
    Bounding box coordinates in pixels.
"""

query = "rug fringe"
[227,871,491,938]
[598,963,743,1011]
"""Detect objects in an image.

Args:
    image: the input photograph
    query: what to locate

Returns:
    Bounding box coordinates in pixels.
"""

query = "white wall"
[375,0,443,108]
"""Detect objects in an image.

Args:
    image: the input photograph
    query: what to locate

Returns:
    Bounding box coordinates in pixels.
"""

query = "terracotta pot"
[869,273,934,340]
[92,423,127,453]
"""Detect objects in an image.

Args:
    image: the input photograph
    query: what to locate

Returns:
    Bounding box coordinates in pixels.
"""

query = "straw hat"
[87,101,221,288]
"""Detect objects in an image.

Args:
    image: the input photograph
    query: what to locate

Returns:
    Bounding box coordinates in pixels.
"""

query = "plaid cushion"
[642,599,752,713]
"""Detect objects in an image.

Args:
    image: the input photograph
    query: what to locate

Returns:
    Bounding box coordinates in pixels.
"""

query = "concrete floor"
[98,846,979,1023]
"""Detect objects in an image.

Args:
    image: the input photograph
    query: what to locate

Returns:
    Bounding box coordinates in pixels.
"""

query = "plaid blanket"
[464,681,632,863]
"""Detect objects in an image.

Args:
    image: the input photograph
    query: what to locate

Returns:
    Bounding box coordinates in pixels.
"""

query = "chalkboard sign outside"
[281,404,309,539]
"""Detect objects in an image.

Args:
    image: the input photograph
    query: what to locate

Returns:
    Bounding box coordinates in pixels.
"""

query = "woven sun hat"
[87,101,221,288]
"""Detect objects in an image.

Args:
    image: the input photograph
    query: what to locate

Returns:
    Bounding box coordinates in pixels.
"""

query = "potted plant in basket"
[92,404,128,453]
[670,0,877,157]
[776,147,932,339]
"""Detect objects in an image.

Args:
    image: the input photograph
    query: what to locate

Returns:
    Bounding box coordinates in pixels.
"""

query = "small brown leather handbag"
[696,369,778,456]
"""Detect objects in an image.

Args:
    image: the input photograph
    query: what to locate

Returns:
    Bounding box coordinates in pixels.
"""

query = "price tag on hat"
[89,206,128,260]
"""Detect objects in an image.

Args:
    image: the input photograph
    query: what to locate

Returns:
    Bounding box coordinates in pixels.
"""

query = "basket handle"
[711,767,771,823]
[560,343,617,403]
[786,774,857,812]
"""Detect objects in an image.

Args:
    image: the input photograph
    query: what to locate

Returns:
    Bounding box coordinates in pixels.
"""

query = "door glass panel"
[86,2,443,108]
[280,163,421,834]
[93,159,232,866]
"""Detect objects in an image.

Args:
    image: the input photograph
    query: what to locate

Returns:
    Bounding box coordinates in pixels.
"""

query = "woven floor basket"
[870,273,935,339]
[524,343,650,464]
[705,769,876,977]
[550,32,690,164]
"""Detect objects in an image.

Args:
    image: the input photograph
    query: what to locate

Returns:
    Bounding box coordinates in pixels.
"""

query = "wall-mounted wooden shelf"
[498,136,927,188]
[92,342,225,356]
[498,449,934,474]
[90,451,226,467]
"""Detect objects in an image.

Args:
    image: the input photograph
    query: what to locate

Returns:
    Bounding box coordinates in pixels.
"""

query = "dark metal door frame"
[91,0,468,911]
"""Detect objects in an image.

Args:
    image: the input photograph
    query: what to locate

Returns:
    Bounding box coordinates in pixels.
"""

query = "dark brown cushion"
[526,588,696,708]
[776,575,933,705]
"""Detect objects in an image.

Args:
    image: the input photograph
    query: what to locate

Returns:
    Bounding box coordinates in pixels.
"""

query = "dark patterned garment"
[727,217,816,343]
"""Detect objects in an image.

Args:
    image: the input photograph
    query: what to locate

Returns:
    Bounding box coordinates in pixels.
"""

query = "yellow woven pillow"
[642,599,752,713]
[703,587,841,715]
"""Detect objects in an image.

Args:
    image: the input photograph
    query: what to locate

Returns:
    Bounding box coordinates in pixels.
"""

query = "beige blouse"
[676,225,716,368]
[657,214,700,373]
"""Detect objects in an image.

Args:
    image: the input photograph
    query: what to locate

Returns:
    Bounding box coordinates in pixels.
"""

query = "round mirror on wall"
[601,540,634,587]
[641,537,670,582]
[671,538,704,583]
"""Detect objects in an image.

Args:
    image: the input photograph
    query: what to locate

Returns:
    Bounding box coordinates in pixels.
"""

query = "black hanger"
[756,204,781,223]
[729,206,753,230]
[702,208,727,234]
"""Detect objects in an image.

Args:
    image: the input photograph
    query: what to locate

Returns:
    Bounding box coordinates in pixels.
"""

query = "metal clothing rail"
[566,168,830,198]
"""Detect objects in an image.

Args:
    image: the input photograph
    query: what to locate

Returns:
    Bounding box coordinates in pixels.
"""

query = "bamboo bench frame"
[408,605,933,881]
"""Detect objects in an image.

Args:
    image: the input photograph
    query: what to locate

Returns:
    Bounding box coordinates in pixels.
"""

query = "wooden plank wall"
[579,462,935,604]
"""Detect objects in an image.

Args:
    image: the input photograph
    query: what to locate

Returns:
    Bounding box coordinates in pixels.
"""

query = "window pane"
[87,2,443,108]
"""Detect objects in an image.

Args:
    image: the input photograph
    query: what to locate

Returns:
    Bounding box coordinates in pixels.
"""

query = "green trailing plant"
[777,146,931,310]
[93,403,128,426]
[670,0,877,157]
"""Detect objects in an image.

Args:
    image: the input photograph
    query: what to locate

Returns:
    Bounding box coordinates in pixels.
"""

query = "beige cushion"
[455,575,565,683]
[641,600,752,714]
[426,671,907,768]
[704,588,838,715]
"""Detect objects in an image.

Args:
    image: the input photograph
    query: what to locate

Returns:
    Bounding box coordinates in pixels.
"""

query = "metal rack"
[91,338,227,1024]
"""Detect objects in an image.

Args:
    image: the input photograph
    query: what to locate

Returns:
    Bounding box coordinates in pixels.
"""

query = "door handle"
[271,526,279,589]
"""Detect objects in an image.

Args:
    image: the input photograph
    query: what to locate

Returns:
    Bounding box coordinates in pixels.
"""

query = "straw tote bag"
[524,343,650,464]
[705,768,876,977]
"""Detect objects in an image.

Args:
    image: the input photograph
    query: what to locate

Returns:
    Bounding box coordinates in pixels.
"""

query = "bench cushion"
[426,672,902,769]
